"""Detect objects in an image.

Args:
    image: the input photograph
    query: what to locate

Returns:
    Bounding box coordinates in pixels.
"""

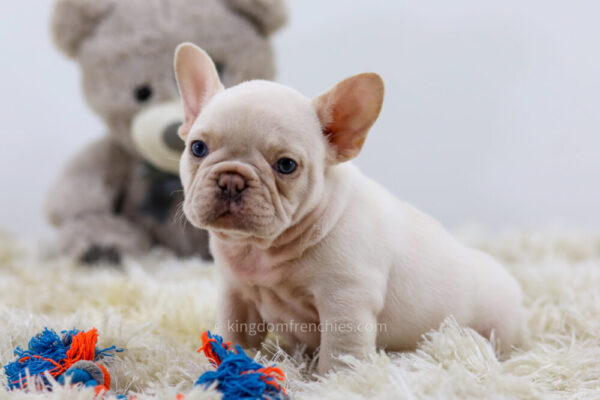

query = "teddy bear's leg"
[56,215,152,264]
[46,137,152,264]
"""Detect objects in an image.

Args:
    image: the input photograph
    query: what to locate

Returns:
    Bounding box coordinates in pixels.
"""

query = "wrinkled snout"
[217,172,248,200]
[183,161,278,235]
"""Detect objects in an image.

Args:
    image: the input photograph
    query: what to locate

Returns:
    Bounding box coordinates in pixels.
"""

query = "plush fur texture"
[173,45,522,374]
[46,0,287,263]
[0,228,599,398]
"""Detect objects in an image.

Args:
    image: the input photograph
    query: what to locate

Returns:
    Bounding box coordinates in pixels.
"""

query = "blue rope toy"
[3,327,122,396]
[195,331,288,400]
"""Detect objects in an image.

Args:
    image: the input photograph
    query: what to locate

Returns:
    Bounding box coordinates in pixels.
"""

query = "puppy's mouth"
[209,199,246,229]
[188,189,277,236]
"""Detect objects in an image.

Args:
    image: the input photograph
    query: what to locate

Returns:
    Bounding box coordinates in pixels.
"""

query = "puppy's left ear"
[174,43,224,139]
[313,73,384,163]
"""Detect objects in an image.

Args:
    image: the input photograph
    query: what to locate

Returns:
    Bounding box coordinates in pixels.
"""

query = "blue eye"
[191,140,208,158]
[276,158,297,174]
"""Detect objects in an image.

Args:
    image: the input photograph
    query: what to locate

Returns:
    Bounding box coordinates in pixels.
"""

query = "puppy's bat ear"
[225,0,288,36]
[51,0,115,59]
[174,43,224,140]
[313,73,385,163]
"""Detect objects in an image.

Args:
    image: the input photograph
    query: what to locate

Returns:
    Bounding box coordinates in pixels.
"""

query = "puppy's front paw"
[79,245,121,265]
[316,351,348,376]
[317,357,333,376]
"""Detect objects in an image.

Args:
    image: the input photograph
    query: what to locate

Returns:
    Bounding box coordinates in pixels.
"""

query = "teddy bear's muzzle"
[131,100,185,175]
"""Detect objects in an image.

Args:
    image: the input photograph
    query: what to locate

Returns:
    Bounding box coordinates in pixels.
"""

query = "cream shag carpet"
[1,228,600,399]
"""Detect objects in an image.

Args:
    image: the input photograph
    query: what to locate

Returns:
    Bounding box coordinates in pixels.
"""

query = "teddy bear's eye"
[134,85,153,103]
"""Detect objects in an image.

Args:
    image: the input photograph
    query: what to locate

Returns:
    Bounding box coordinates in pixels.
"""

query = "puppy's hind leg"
[471,252,524,355]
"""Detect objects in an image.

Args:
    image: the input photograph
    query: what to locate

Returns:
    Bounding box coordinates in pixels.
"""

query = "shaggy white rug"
[1,228,599,399]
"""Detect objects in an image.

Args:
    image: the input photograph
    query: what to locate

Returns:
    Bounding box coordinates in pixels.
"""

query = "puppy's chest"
[219,244,291,287]
[219,244,319,326]
[240,284,319,328]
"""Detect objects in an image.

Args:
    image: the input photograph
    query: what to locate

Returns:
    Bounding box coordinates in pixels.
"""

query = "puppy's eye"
[134,85,153,103]
[191,140,209,158]
[275,158,297,174]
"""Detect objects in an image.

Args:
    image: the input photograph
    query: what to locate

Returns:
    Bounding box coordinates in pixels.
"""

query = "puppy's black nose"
[218,172,248,199]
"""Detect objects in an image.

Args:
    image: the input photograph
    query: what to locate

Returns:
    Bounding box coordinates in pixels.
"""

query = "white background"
[1,0,599,236]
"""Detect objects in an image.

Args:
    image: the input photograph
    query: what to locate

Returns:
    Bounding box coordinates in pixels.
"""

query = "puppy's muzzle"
[217,172,248,201]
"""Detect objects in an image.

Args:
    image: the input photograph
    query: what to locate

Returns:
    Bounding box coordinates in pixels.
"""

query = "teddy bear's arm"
[46,137,133,223]
[46,137,152,263]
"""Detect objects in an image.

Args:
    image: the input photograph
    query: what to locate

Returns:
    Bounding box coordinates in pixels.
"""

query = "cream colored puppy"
[174,43,523,374]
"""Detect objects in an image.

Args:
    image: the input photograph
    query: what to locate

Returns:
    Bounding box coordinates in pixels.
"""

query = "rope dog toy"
[3,327,121,396]
[5,328,286,399]
[194,331,287,400]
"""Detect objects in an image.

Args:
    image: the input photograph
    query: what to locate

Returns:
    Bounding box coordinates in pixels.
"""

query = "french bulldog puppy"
[174,43,523,374]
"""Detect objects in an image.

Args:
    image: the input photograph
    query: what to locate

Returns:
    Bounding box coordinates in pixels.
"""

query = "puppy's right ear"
[51,0,114,58]
[174,43,224,140]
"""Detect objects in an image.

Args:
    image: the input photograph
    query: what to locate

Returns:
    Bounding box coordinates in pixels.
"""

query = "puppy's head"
[175,43,384,242]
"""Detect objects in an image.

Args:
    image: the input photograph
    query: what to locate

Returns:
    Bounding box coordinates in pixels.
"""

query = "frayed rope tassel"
[3,327,123,397]
[194,331,288,400]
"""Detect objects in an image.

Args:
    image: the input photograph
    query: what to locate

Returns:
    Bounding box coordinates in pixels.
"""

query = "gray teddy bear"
[46,0,287,263]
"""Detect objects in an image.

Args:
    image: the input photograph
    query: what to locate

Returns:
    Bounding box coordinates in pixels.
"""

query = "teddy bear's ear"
[225,0,288,36]
[51,0,115,58]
